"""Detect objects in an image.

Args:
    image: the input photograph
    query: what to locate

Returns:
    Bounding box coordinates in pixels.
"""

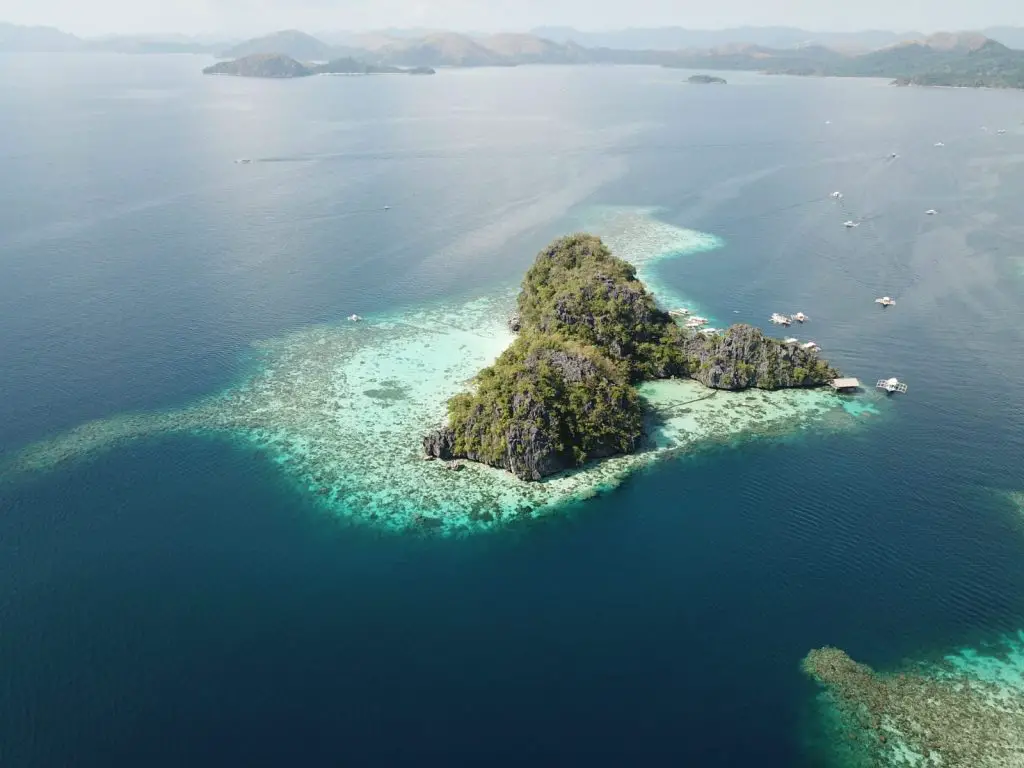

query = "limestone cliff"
[425,336,641,480]
[680,324,838,390]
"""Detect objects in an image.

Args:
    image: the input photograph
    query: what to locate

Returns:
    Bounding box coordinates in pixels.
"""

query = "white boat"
[348,314,363,322]
[934,142,945,147]
[844,221,859,228]
[770,313,792,326]
[876,377,908,394]
[235,158,253,164]
[830,191,843,199]
[668,307,691,316]
[801,341,819,351]
[889,152,899,159]
[997,129,1007,135]
[874,296,895,307]
[784,337,799,344]
[793,312,808,323]
[383,205,391,210]
[925,209,937,215]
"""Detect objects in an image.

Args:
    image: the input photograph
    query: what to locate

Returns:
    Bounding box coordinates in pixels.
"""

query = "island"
[687,74,727,84]
[202,53,313,78]
[202,53,436,78]
[423,234,838,480]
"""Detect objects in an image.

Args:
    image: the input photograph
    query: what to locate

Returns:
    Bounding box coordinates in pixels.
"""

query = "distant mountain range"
[202,53,435,78]
[0,22,228,53]
[4,21,1024,88]
[529,25,925,52]
[529,25,1024,52]
[662,33,1024,88]
[7,20,1024,56]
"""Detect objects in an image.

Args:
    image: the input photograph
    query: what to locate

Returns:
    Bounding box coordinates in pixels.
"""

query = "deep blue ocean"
[2,54,1024,766]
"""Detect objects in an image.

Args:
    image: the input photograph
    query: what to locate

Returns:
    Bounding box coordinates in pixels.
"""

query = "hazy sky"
[3,0,1020,37]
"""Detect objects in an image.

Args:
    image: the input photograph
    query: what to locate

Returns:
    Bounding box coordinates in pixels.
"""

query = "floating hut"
[830,377,861,392]
[874,296,895,307]
[844,221,858,228]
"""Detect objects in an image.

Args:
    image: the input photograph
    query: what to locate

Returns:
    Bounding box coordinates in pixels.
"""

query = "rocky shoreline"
[424,234,839,480]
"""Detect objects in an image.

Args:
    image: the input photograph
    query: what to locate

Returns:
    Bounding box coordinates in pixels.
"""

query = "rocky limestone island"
[203,53,313,78]
[423,234,838,480]
[202,53,436,78]
[688,74,727,84]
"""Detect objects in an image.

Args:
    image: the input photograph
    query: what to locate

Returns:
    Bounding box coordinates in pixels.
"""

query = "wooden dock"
[830,377,861,392]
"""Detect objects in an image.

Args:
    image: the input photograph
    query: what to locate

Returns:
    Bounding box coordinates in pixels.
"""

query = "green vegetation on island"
[202,54,436,78]
[423,234,838,480]
[687,74,727,84]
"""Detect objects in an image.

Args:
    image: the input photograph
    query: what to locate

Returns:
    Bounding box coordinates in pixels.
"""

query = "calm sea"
[1,54,1024,766]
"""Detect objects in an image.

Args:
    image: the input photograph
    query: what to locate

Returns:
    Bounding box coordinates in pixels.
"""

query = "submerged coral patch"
[805,635,1024,767]
[1,209,877,534]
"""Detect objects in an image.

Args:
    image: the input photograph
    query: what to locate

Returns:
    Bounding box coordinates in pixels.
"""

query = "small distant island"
[423,234,838,480]
[202,53,436,79]
[687,74,727,84]
[203,53,312,78]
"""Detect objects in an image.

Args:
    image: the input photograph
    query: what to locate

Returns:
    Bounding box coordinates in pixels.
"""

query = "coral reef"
[804,643,1024,767]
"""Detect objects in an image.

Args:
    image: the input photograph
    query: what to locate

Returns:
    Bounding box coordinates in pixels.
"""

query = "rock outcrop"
[516,234,685,380]
[424,336,641,481]
[680,324,838,390]
[203,53,313,78]
[424,233,842,480]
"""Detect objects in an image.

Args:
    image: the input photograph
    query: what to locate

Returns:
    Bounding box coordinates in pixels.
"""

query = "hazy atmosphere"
[2,0,1020,36]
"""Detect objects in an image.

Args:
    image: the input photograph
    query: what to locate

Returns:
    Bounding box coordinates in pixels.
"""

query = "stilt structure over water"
[830,378,861,392]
